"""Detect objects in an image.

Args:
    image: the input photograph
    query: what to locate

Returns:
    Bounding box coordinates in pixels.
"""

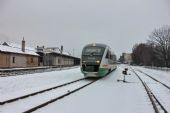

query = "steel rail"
[23,70,113,113]
[23,80,97,113]
[131,67,168,113]
[136,69,170,90]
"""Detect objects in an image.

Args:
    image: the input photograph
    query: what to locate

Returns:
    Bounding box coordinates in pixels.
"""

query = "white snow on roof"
[43,48,72,57]
[9,43,36,51]
[62,51,71,56]
[0,42,39,56]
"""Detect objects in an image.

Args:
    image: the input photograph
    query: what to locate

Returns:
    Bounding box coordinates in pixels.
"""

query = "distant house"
[0,39,39,68]
[121,53,133,64]
[36,46,80,66]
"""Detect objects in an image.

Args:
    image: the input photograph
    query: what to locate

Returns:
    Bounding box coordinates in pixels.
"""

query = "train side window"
[110,55,113,60]
[106,51,109,58]
[109,52,111,59]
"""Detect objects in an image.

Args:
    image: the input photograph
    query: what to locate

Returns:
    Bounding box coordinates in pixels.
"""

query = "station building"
[36,46,80,67]
[0,39,39,68]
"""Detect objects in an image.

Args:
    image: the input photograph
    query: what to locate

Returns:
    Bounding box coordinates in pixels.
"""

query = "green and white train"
[81,43,117,77]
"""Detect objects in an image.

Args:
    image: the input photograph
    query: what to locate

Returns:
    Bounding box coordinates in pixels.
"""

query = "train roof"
[84,43,108,48]
[83,43,116,56]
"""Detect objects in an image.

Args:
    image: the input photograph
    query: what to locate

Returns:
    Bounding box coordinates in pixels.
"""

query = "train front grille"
[82,65,99,72]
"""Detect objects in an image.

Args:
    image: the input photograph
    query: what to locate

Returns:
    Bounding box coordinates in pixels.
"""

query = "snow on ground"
[133,66,170,86]
[0,80,91,113]
[133,67,170,112]
[34,66,154,113]
[1,65,170,113]
[0,67,84,101]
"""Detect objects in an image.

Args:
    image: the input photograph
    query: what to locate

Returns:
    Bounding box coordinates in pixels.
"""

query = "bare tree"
[132,43,154,66]
[148,25,170,67]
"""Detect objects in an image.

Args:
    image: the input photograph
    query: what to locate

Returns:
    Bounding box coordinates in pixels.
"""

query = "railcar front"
[81,43,110,77]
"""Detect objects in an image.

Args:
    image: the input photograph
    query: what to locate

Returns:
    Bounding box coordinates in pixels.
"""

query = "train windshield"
[82,46,105,55]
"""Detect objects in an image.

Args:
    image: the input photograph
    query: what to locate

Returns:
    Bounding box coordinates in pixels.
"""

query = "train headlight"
[96,60,100,63]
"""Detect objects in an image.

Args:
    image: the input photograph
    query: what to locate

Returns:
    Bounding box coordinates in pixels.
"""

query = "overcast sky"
[0,0,170,57]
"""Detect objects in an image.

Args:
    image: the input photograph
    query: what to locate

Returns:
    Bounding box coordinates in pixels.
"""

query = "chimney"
[22,37,25,52]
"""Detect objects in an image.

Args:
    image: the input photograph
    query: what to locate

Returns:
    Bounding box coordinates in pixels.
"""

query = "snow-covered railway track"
[131,68,168,113]
[136,69,170,90]
[23,78,100,113]
[0,78,86,105]
[0,77,100,113]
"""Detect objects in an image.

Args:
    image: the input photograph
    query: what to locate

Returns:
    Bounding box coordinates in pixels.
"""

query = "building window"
[31,58,33,63]
[58,59,61,64]
[13,57,15,63]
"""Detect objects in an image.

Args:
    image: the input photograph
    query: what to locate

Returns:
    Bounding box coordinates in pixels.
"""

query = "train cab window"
[82,47,104,56]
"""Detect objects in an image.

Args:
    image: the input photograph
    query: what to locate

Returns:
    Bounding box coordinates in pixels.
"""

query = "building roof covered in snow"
[37,46,73,57]
[0,42,39,56]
